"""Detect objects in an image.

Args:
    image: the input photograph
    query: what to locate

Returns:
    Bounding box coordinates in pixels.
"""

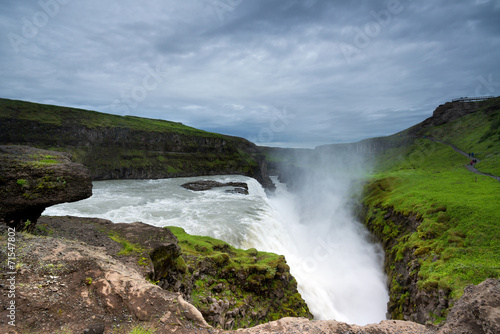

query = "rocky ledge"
[2,216,499,333]
[158,226,312,329]
[0,219,210,334]
[1,145,499,333]
[0,145,92,231]
[1,216,311,332]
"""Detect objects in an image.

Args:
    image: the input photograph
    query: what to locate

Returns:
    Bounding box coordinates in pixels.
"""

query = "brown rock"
[0,145,92,231]
[181,180,249,194]
[0,231,211,334]
[438,278,500,334]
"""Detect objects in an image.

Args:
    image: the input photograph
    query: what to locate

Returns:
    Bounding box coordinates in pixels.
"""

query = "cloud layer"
[1,0,500,147]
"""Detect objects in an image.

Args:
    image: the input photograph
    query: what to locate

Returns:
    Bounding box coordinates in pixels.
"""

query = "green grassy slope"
[421,98,500,176]
[0,98,271,186]
[167,226,312,328]
[0,98,219,136]
[363,98,500,321]
[367,139,500,290]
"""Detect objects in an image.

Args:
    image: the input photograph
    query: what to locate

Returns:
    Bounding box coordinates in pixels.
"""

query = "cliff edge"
[3,218,498,333]
[0,145,92,231]
[0,98,274,190]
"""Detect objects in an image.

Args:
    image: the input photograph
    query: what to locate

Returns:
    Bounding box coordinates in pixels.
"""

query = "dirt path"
[426,137,500,181]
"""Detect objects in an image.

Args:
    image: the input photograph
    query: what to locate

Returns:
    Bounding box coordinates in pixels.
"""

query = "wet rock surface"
[182,180,249,195]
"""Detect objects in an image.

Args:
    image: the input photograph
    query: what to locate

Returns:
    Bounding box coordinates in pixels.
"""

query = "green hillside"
[0,98,273,188]
[0,98,218,136]
[418,98,500,176]
[364,97,500,321]
[260,97,500,323]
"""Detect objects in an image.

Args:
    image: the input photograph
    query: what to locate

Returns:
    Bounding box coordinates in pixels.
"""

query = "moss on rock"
[163,226,313,330]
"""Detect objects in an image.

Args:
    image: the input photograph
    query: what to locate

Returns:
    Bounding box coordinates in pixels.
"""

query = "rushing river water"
[44,174,388,325]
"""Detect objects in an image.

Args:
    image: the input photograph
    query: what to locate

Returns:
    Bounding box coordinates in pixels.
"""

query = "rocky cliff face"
[160,226,312,330]
[0,98,274,190]
[361,204,451,323]
[0,145,92,231]
[408,100,485,137]
[17,216,311,332]
[3,216,497,333]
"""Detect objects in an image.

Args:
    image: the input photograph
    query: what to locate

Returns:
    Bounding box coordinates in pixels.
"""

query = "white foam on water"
[43,174,388,325]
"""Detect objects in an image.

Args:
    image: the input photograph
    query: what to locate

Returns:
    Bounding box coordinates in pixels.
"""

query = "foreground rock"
[233,318,434,334]
[0,228,210,334]
[437,278,500,334]
[2,216,499,333]
[0,146,92,231]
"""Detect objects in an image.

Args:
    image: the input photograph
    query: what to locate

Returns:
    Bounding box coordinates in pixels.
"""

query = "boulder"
[0,229,210,334]
[438,278,500,334]
[0,145,92,231]
[181,180,249,194]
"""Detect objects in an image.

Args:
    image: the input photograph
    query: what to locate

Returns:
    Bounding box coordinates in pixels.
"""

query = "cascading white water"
[245,176,389,324]
[44,172,388,325]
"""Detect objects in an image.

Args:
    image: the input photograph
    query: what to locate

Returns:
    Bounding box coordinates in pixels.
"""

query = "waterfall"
[44,173,388,325]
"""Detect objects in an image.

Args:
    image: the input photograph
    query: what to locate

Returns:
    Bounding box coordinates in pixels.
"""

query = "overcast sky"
[1,0,499,148]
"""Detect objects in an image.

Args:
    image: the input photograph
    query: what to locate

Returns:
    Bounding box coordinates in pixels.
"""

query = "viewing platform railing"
[452,96,495,102]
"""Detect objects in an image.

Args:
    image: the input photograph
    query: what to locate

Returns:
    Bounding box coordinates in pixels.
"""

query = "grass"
[361,99,500,321]
[109,233,144,256]
[17,179,28,186]
[167,226,284,277]
[0,98,221,137]
[166,226,312,328]
[365,137,500,300]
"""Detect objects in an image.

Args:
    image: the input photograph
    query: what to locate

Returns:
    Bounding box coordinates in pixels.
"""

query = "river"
[43,174,388,325]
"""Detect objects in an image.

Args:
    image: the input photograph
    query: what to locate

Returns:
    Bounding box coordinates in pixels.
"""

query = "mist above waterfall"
[248,146,389,325]
[43,146,388,325]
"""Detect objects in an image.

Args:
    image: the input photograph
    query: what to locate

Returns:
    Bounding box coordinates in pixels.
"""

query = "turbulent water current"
[43,174,389,325]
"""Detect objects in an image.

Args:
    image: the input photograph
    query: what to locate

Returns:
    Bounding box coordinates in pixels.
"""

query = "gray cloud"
[1,0,499,148]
